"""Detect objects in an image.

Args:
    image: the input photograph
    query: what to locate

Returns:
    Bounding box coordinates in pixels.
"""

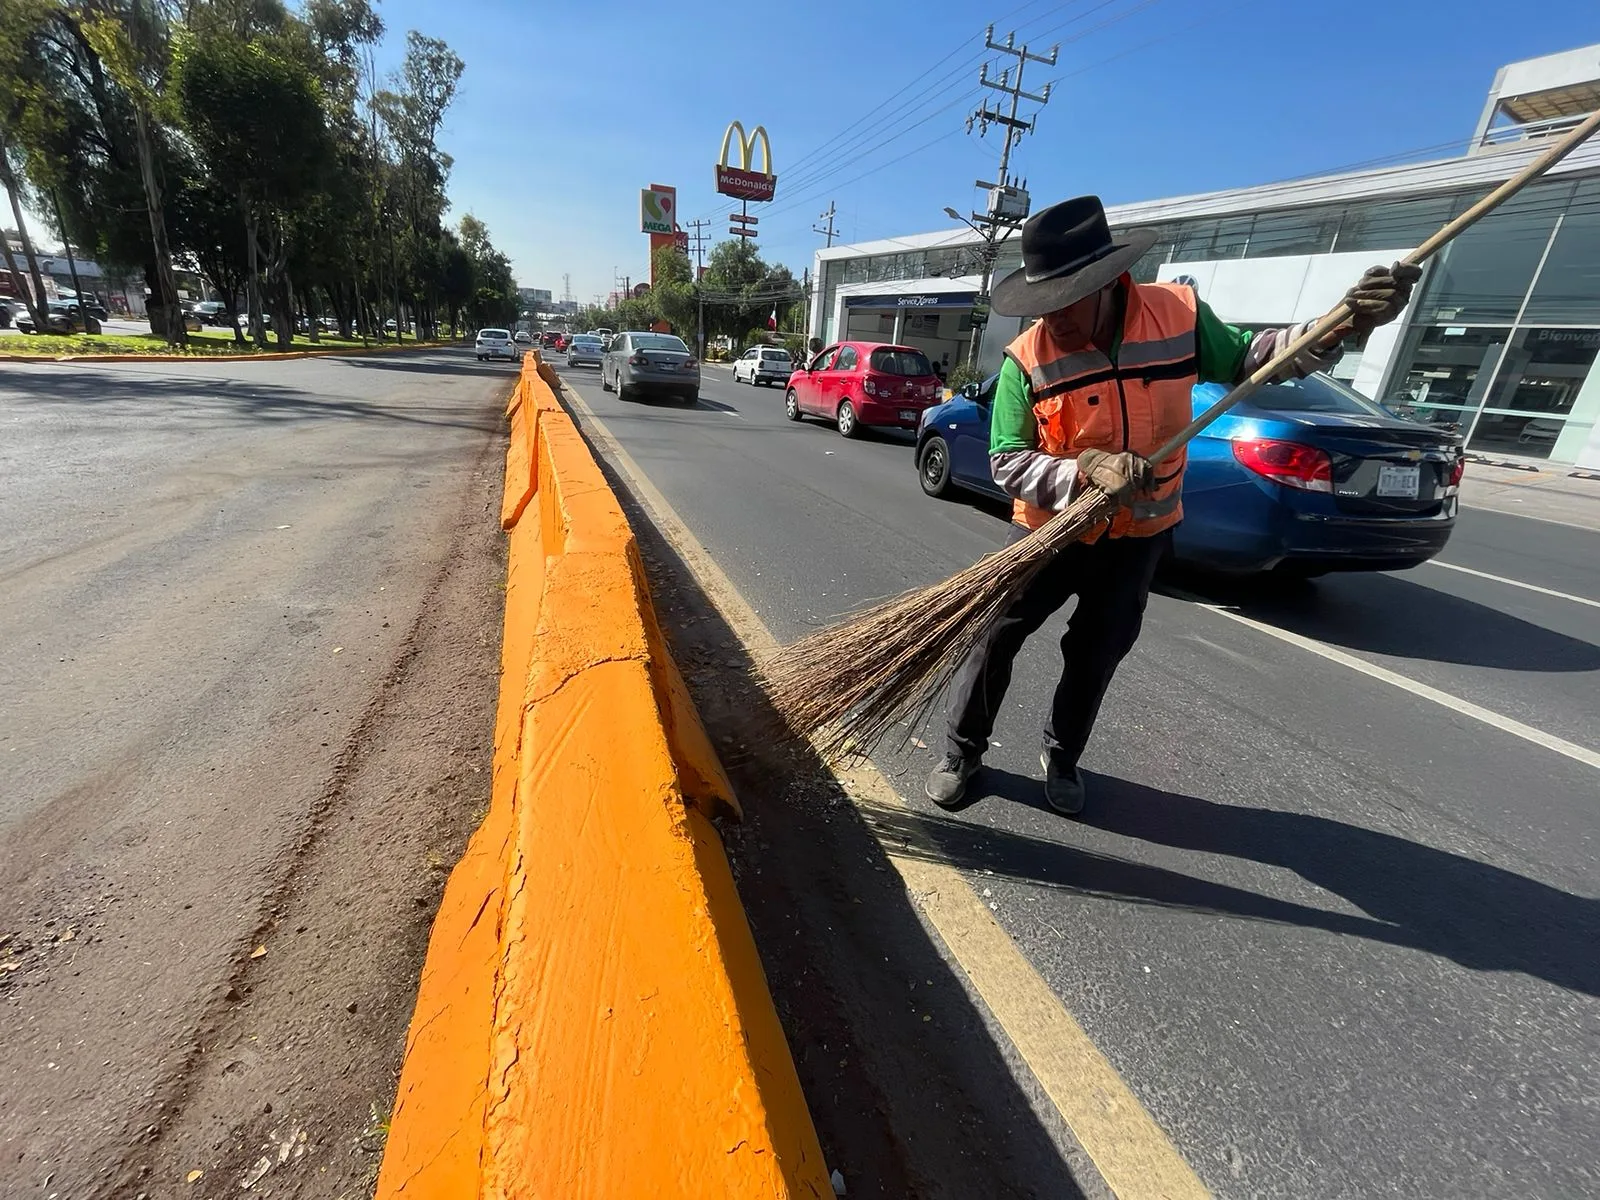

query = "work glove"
[1076,448,1152,504]
[1328,262,1423,344]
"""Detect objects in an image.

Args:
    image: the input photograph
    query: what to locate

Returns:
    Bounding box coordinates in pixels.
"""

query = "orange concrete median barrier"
[376,353,830,1199]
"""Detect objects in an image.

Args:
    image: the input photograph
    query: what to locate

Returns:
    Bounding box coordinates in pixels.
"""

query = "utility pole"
[686,217,711,359]
[812,202,837,248]
[959,25,1057,368]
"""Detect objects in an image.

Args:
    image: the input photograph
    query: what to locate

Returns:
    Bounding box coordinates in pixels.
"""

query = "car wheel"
[601,367,614,393]
[837,399,861,438]
[918,436,953,498]
[784,388,801,421]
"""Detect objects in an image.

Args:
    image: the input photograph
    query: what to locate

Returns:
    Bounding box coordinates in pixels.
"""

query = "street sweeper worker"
[925,195,1420,815]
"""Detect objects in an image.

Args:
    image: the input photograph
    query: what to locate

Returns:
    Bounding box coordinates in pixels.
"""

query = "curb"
[375,352,829,1198]
[0,340,458,365]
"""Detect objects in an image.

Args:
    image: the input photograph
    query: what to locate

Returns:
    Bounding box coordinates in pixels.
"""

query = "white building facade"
[811,45,1600,469]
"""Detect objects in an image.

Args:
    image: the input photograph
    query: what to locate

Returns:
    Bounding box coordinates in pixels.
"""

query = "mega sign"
[715,121,776,202]
[640,185,676,234]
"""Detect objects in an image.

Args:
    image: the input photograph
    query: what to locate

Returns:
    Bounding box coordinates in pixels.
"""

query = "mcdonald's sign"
[715,121,777,202]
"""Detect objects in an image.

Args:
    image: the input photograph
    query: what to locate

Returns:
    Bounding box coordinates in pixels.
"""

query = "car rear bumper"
[1175,485,1458,573]
[478,345,518,359]
[567,354,601,366]
[856,398,932,429]
[621,366,700,392]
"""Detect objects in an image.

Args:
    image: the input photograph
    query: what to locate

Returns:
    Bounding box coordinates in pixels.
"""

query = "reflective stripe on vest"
[1007,278,1198,541]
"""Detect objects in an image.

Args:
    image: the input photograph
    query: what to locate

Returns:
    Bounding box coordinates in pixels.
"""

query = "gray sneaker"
[925,753,981,809]
[1041,751,1086,815]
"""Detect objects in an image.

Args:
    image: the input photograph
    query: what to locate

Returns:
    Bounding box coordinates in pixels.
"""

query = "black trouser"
[946,526,1170,768]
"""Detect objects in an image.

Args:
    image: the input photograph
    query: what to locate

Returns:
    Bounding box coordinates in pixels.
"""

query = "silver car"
[602,332,700,403]
[566,334,604,367]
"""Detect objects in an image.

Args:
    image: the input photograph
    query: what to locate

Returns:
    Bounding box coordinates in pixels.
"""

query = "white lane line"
[1174,594,1600,773]
[1425,559,1600,610]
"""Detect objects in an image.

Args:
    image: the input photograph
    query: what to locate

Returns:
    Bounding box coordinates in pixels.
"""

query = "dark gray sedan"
[601,331,700,403]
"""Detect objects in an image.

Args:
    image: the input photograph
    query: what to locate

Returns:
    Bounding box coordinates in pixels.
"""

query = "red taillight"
[628,353,648,366]
[1448,454,1465,488]
[1232,438,1333,492]
[862,376,879,396]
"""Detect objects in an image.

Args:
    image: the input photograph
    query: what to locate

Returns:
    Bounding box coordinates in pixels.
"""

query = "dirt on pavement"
[0,354,509,1199]
[123,444,506,1198]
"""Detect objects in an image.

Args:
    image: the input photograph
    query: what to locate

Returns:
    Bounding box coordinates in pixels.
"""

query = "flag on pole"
[767,305,778,331]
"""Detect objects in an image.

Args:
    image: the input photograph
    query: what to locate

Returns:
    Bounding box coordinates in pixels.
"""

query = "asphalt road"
[554,357,1600,1199]
[0,349,510,1194]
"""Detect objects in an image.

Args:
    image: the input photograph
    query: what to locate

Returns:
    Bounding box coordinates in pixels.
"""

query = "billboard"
[715,121,776,202]
[640,185,676,234]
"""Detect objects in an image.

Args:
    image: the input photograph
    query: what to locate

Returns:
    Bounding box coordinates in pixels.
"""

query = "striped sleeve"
[988,358,1079,510]
[991,449,1080,511]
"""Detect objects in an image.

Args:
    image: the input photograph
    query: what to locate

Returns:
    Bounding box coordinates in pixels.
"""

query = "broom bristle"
[760,487,1119,759]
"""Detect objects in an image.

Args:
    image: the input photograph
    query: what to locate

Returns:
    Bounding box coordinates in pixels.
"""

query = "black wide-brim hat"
[990,196,1158,318]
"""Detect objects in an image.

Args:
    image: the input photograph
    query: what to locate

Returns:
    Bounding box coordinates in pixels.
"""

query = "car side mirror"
[961,382,981,400]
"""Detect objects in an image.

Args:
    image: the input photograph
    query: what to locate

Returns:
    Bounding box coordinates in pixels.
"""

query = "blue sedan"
[915,373,1465,576]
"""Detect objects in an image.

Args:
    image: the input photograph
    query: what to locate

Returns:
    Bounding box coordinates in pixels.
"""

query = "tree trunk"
[272,277,291,349]
[52,192,89,328]
[242,196,265,349]
[305,285,320,343]
[133,106,185,346]
[0,141,51,328]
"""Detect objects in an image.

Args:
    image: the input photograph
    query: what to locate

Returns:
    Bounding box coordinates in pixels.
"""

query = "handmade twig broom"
[762,108,1600,761]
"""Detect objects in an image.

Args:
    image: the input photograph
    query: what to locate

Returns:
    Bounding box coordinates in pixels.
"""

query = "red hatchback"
[784,341,943,437]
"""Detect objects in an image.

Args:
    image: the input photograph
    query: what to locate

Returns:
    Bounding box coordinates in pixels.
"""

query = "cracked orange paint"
[375,356,827,1199]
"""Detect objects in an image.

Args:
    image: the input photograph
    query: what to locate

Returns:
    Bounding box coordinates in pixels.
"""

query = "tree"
[175,30,330,345]
[81,0,189,344]
[700,239,803,348]
[650,244,697,338]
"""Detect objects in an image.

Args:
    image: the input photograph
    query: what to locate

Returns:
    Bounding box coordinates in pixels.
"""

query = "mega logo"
[640,186,676,235]
[715,121,777,202]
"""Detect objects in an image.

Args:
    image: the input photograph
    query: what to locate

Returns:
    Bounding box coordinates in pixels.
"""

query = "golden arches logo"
[715,121,777,202]
[719,121,773,175]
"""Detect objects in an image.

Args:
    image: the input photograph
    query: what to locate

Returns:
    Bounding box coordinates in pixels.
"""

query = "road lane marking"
[558,377,1212,1200]
[1171,593,1600,773]
[1425,559,1600,609]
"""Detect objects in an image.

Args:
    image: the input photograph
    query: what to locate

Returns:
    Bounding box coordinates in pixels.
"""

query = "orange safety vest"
[1006,275,1196,539]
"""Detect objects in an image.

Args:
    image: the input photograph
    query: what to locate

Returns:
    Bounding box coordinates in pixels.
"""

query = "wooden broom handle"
[1148,106,1600,466]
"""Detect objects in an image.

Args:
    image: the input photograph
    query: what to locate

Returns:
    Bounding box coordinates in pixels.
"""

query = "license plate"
[1376,464,1420,498]
[898,409,917,422]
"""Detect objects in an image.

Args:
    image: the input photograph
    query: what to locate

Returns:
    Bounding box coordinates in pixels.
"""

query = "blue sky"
[377,0,1600,304]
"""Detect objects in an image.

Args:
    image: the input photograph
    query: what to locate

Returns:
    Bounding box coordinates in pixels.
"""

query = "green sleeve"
[1194,298,1255,385]
[988,357,1037,454]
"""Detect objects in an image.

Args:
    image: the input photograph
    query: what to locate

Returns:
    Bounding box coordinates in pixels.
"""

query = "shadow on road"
[335,352,520,378]
[564,387,1092,1199]
[5,365,501,434]
[893,767,1600,1000]
[1159,564,1600,673]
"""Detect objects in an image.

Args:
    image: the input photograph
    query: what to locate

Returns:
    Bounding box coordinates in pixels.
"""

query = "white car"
[733,346,794,387]
[476,327,518,361]
[513,330,533,345]
[566,334,604,367]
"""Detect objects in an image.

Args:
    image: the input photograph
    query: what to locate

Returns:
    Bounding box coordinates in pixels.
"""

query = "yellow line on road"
[558,375,1211,1200]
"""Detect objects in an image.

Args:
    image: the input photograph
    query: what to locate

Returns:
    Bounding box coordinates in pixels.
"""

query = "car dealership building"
[810,44,1600,468]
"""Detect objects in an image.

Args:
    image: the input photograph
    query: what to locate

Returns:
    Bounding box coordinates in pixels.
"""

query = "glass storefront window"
[1247,206,1344,258]
[1171,216,1252,261]
[1412,183,1568,324]
[1521,179,1600,325]
[1468,326,1600,459]
[1336,193,1466,253]
[1383,325,1511,429]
